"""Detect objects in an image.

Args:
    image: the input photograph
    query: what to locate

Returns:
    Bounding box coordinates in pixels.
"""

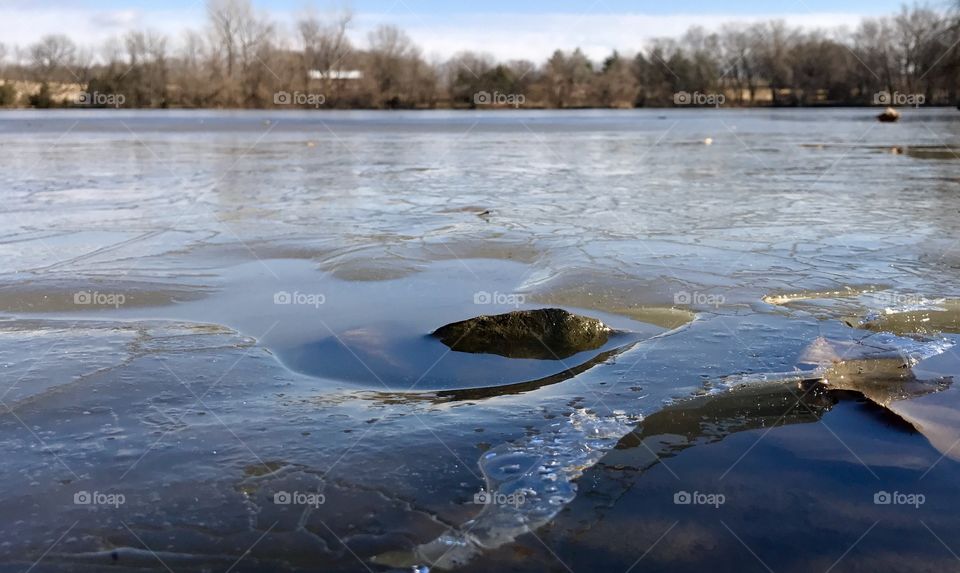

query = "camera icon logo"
[673,91,691,105]
[473,291,492,305]
[274,91,291,105]
[673,291,691,305]
[874,491,892,505]
[873,91,891,105]
[74,491,92,504]
[274,491,292,504]
[473,490,492,504]
[673,491,692,505]
[76,92,91,105]
[74,291,92,305]
[274,291,292,305]
[474,91,492,105]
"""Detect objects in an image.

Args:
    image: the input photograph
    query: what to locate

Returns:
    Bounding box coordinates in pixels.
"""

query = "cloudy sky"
[0,0,919,62]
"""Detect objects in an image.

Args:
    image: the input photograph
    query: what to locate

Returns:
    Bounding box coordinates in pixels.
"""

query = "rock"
[800,335,960,460]
[719,335,949,407]
[431,308,612,360]
[798,336,949,406]
[877,107,901,122]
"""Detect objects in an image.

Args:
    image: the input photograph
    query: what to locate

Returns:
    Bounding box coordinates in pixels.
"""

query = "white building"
[308,70,364,80]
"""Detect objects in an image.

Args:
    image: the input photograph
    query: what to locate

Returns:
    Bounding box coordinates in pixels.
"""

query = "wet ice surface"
[2,109,960,571]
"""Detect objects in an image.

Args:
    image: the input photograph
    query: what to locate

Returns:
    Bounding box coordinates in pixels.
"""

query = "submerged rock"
[797,336,950,406]
[431,308,612,360]
[721,334,953,408]
[795,336,960,463]
[877,107,901,122]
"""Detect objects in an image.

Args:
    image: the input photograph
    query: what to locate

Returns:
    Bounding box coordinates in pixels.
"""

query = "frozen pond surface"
[1,109,960,572]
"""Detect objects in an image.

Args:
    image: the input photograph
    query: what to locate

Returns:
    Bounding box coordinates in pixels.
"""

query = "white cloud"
[0,6,872,63]
[0,7,203,55]
[371,12,870,63]
[89,9,142,29]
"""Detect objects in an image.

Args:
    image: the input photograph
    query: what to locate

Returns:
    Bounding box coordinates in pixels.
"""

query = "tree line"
[1,0,959,109]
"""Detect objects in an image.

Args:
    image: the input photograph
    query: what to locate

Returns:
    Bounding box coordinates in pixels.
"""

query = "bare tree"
[595,51,637,108]
[544,48,593,107]
[719,24,759,103]
[0,43,14,106]
[441,51,494,104]
[207,0,247,78]
[175,30,214,106]
[236,8,275,105]
[206,0,275,106]
[367,24,423,108]
[682,27,722,92]
[852,17,896,99]
[298,6,353,102]
[123,30,169,106]
[892,6,949,97]
[29,35,77,83]
[7,3,960,109]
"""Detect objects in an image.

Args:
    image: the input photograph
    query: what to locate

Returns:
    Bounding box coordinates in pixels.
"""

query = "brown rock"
[432,308,612,360]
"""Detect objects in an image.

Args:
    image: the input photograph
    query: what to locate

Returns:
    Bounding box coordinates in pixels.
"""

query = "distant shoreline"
[0,104,957,112]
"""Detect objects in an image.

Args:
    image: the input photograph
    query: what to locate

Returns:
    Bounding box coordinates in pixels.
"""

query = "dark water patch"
[844,391,926,434]
[436,341,639,401]
[277,317,645,391]
[893,145,960,160]
[642,368,941,460]
[802,142,960,160]
[466,393,960,573]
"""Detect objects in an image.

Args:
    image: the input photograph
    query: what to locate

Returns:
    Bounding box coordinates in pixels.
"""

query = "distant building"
[308,70,364,80]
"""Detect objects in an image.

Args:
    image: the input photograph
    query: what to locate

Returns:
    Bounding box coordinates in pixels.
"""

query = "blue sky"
[0,0,934,62]
[301,0,910,14]
[17,0,912,14]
